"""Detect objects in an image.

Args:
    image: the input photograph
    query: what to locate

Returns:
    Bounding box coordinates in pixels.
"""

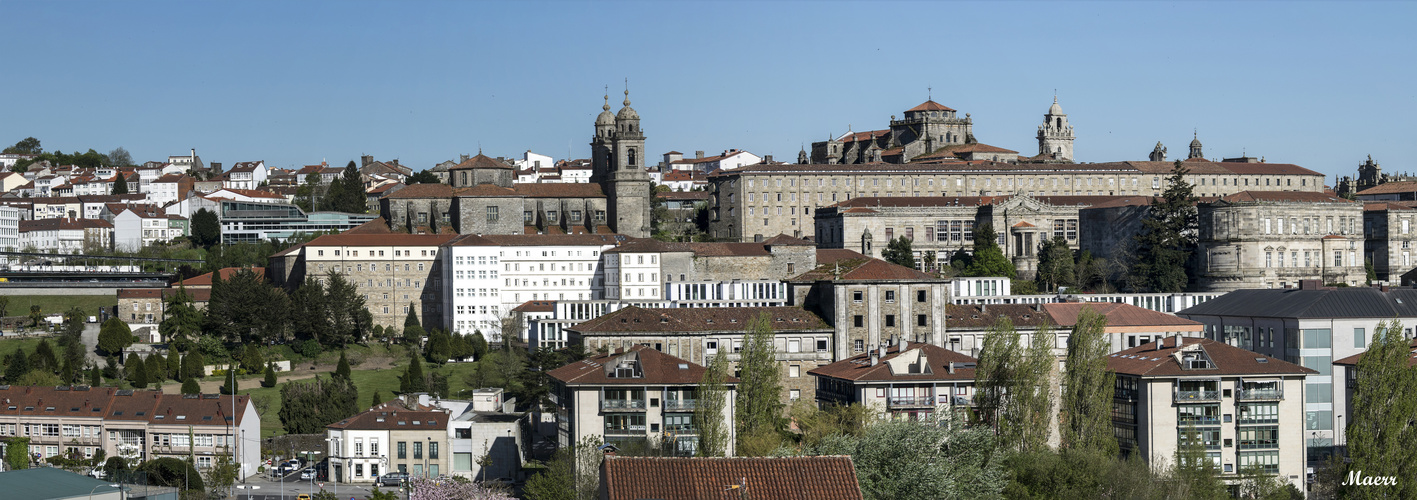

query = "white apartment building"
[1109,337,1312,488]
[113,206,188,251]
[19,217,112,252]
[0,205,20,252]
[147,173,191,206]
[441,233,619,340]
[224,161,269,190]
[604,247,662,300]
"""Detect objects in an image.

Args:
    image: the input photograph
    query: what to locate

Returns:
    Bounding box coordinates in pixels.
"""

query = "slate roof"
[1107,337,1313,378]
[600,455,863,500]
[569,306,830,334]
[547,345,738,386]
[19,218,112,231]
[1176,287,1417,319]
[510,183,606,198]
[0,386,249,426]
[809,342,977,383]
[0,466,129,500]
[789,257,937,282]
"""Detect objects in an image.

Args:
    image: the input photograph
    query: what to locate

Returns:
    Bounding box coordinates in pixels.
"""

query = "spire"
[623,78,631,107]
[603,85,610,111]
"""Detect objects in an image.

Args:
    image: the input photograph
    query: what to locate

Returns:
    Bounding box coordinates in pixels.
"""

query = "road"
[233,470,401,500]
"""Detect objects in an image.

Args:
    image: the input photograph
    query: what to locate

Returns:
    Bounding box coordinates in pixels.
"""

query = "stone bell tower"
[590,88,652,238]
[1037,96,1074,161]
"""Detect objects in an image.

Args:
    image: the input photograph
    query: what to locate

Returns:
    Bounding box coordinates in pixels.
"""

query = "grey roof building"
[1176,281,1417,463]
[0,468,128,500]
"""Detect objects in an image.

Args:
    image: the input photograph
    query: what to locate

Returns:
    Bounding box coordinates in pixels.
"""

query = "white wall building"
[113,206,188,251]
[223,161,269,190]
[0,205,20,252]
[19,218,111,252]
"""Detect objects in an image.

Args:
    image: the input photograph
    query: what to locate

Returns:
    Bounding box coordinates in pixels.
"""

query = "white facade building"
[0,205,19,252]
[19,218,112,252]
[223,161,269,190]
[113,207,188,251]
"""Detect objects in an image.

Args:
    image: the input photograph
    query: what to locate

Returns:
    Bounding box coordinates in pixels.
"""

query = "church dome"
[616,89,639,120]
[1190,136,1202,147]
[1048,98,1063,115]
[596,95,616,126]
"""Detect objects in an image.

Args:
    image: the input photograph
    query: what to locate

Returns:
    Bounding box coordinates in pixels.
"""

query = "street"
[234,472,400,500]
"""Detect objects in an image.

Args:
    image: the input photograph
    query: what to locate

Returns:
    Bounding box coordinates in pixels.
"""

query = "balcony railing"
[1179,417,1221,426]
[887,396,935,408]
[1236,388,1283,401]
[663,400,698,411]
[1238,441,1280,450]
[601,399,646,410]
[604,425,647,435]
[663,425,698,435]
[1174,390,1220,402]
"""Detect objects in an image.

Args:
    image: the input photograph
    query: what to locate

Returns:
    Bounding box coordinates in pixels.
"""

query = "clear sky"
[2,1,1413,183]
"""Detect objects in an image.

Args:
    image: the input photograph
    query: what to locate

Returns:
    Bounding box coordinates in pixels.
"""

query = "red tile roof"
[0,386,249,426]
[19,218,112,231]
[836,129,889,143]
[1355,181,1417,196]
[175,267,266,287]
[790,257,937,282]
[1107,337,1314,378]
[1217,191,1351,203]
[511,300,556,313]
[569,306,829,335]
[601,455,863,500]
[548,345,739,386]
[906,100,955,112]
[448,154,512,171]
[383,183,454,199]
[816,248,866,265]
[511,183,606,198]
[808,342,977,383]
[326,409,449,430]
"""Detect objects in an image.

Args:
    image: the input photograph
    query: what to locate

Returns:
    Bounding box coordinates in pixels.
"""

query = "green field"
[246,361,480,438]
[2,295,118,317]
[0,337,44,361]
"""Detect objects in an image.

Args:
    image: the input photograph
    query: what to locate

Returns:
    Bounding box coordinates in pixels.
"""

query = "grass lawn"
[0,337,43,361]
[3,295,117,317]
[246,360,479,438]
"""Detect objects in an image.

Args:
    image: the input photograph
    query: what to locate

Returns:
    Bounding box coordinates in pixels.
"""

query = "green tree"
[974,317,1021,438]
[400,353,427,393]
[5,436,29,470]
[1035,236,1075,293]
[523,435,603,500]
[97,318,134,355]
[470,331,488,360]
[145,353,165,383]
[797,416,1006,500]
[262,364,277,388]
[1060,307,1116,453]
[735,312,783,453]
[4,137,42,155]
[1344,319,1417,499]
[1016,322,1057,452]
[406,170,440,184]
[240,344,264,373]
[102,354,119,380]
[166,353,180,381]
[28,305,42,327]
[0,296,9,316]
[881,236,917,269]
[31,339,57,373]
[136,457,204,491]
[190,208,220,248]
[105,147,133,167]
[160,287,203,351]
[369,390,382,407]
[182,351,205,380]
[694,350,732,457]
[128,358,149,389]
[963,223,1015,278]
[279,375,359,434]
[88,366,102,386]
[181,377,200,395]
[425,329,451,364]
[220,371,238,395]
[205,267,289,344]
[405,305,420,329]
[111,171,129,194]
[4,346,30,382]
[1129,161,1198,292]
[334,351,351,380]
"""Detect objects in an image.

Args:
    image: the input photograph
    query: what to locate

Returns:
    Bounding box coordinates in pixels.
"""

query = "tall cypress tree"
[112,172,129,194]
[1061,308,1116,453]
[335,351,351,380]
[401,354,426,393]
[1129,161,1198,292]
[735,313,783,442]
[1345,319,1417,499]
[694,350,732,457]
[1017,321,1058,452]
[974,317,1021,438]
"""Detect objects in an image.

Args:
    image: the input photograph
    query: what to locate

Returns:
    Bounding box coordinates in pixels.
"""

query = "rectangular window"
[854,339,864,353]
[429,442,438,459]
[1237,426,1279,450]
[1355,327,1366,348]
[885,315,896,328]
[917,290,927,302]
[413,442,422,459]
[884,291,895,303]
[398,442,407,459]
[917,314,927,327]
[1238,451,1279,474]
[852,291,863,303]
[486,206,498,222]
[853,315,864,328]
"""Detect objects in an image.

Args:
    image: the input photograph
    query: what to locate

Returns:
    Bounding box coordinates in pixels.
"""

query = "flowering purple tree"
[407,476,515,500]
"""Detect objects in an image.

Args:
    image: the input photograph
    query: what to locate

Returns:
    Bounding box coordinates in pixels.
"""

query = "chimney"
[695,151,704,159]
[1381,284,1390,292]
[1155,339,1163,350]
[870,349,879,366]
[763,155,773,163]
[361,155,374,167]
[1174,333,1184,348]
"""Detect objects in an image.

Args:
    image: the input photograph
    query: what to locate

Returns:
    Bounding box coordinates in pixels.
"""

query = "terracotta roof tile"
[906,100,955,112]
[1107,337,1314,378]
[1216,191,1351,203]
[790,257,938,282]
[383,183,454,199]
[175,267,266,287]
[1355,181,1417,196]
[548,345,739,386]
[448,154,512,171]
[601,455,863,500]
[511,183,606,198]
[808,342,977,383]
[326,409,449,430]
[511,300,556,313]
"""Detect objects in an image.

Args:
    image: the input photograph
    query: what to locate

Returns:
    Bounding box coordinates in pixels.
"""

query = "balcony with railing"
[600,399,646,411]
[1236,388,1283,401]
[1114,388,1137,401]
[887,396,936,408]
[1173,389,1221,403]
[663,399,698,411]
[604,424,647,435]
[663,424,698,435]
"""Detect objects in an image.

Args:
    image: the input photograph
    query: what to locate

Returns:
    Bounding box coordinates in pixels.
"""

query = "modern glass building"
[219,200,376,243]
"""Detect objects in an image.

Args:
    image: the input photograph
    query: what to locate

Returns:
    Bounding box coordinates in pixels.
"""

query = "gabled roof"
[511,300,556,313]
[1177,287,1417,319]
[1215,191,1351,203]
[0,464,130,500]
[448,154,512,170]
[809,342,977,383]
[601,455,863,500]
[175,267,266,287]
[547,345,739,386]
[569,306,830,334]
[326,409,449,430]
[1107,337,1313,378]
[790,257,937,282]
[1356,181,1417,196]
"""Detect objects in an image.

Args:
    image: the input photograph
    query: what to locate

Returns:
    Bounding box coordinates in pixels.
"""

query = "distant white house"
[662,149,761,174]
[113,205,188,251]
[224,161,269,190]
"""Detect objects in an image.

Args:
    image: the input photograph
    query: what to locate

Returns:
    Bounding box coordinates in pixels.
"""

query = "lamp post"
[324,436,341,493]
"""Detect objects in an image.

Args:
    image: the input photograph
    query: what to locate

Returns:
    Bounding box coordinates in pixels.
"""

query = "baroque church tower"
[591,89,652,238]
[1188,132,1204,160]
[1036,96,1074,161]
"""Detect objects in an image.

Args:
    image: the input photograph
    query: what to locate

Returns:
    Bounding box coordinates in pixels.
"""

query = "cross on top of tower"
[623,78,631,107]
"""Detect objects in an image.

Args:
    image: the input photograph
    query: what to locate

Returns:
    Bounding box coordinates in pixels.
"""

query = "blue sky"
[2,1,1413,183]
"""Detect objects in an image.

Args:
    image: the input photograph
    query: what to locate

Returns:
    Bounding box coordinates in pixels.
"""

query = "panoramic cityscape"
[0,2,1413,500]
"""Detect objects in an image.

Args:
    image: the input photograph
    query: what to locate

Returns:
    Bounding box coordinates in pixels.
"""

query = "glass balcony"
[1173,390,1220,402]
[887,396,935,408]
[600,399,646,410]
[663,400,698,411]
[1236,388,1283,401]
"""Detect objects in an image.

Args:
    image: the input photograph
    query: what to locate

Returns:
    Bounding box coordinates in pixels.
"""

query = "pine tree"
[145,353,164,383]
[167,353,181,381]
[32,339,57,373]
[1345,319,1417,499]
[964,223,1016,278]
[370,390,382,408]
[425,329,450,365]
[694,350,731,457]
[881,236,916,269]
[88,366,101,386]
[736,312,783,448]
[128,359,149,389]
[112,172,129,194]
[221,372,238,395]
[1129,161,1198,292]
[1061,308,1117,453]
[262,364,277,388]
[5,346,30,382]
[470,331,488,360]
[405,306,420,329]
[241,344,264,372]
[335,351,351,380]
[1035,236,1076,293]
[181,378,200,395]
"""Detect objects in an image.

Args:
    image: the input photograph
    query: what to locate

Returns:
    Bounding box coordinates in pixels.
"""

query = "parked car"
[300,469,315,480]
[378,472,409,487]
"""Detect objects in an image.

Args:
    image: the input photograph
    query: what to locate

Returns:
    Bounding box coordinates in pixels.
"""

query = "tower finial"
[928,86,932,101]
[603,85,610,111]
[623,78,630,107]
